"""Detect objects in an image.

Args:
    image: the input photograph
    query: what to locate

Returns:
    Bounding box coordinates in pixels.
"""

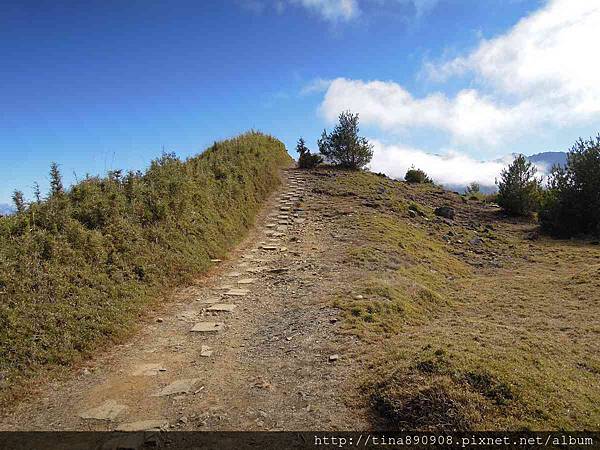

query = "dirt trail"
[0,169,369,432]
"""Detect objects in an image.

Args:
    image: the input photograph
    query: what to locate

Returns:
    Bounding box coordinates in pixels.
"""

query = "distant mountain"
[527,151,568,170]
[0,203,15,216]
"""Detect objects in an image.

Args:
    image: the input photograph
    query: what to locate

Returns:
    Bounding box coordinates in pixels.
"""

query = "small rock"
[156,318,164,323]
[329,318,338,324]
[179,416,188,424]
[329,354,339,362]
[353,294,364,300]
[200,345,214,357]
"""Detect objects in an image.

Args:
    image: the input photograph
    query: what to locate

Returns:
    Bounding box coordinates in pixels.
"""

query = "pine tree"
[12,190,26,213]
[317,111,373,170]
[296,137,322,169]
[496,155,541,216]
[49,162,63,196]
[33,182,41,203]
[296,137,309,157]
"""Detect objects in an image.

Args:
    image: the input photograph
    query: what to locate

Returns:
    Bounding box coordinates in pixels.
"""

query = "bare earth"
[0,169,370,432]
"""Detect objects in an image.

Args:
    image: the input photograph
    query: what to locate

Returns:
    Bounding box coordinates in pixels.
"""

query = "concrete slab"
[152,378,200,397]
[190,322,224,333]
[79,400,126,421]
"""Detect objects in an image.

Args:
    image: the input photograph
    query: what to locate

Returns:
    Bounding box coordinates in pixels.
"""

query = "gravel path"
[0,169,369,432]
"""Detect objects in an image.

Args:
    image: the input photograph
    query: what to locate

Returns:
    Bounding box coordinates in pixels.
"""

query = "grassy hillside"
[0,132,291,392]
[314,168,600,430]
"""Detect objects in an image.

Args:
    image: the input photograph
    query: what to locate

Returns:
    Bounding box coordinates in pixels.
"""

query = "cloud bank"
[369,141,510,188]
[369,142,553,189]
[319,0,600,147]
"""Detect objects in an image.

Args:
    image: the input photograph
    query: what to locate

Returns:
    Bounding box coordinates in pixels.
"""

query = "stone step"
[190,322,224,333]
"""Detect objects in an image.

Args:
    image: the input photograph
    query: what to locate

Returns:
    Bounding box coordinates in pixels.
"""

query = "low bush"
[296,137,323,169]
[405,167,432,184]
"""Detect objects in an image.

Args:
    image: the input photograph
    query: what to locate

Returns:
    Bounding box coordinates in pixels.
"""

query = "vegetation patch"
[0,132,291,395]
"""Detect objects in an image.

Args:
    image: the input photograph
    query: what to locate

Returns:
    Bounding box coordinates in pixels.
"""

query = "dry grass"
[315,167,600,430]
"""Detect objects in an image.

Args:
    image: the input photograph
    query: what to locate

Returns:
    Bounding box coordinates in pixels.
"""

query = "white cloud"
[291,0,360,22]
[320,78,536,146]
[432,0,600,105]
[300,78,333,95]
[319,0,600,148]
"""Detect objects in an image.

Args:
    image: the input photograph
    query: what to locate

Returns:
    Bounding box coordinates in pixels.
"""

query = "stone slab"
[116,419,168,431]
[196,297,220,304]
[206,303,236,312]
[237,278,256,284]
[224,289,249,296]
[226,272,242,277]
[132,363,165,376]
[200,345,214,357]
[215,285,233,290]
[152,378,200,397]
[79,400,126,421]
[190,322,224,333]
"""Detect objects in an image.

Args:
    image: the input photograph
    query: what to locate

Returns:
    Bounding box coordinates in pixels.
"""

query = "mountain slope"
[311,168,599,430]
[527,151,567,169]
[1,165,597,433]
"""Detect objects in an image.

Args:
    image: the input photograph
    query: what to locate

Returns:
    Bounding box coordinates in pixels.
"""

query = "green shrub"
[296,137,323,169]
[0,132,291,384]
[405,167,432,184]
[540,135,600,237]
[496,155,541,216]
[318,111,373,170]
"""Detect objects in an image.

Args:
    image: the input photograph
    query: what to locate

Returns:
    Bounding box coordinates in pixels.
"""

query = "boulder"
[434,206,455,220]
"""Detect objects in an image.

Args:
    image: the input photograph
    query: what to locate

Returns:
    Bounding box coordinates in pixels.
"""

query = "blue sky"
[1,0,598,203]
